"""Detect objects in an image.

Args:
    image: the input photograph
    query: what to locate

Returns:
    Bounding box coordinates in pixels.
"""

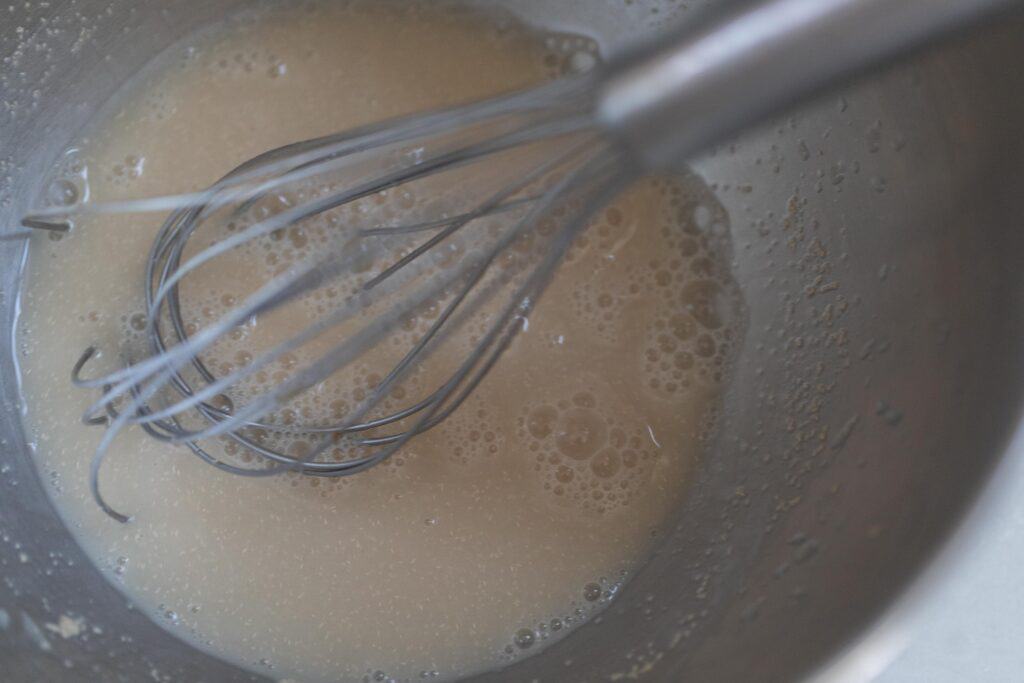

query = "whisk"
[22,0,1015,521]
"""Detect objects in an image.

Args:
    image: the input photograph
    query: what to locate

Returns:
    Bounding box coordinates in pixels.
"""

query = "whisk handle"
[598,0,1020,169]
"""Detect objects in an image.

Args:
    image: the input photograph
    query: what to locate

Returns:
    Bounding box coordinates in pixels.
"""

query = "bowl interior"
[2,1,1024,681]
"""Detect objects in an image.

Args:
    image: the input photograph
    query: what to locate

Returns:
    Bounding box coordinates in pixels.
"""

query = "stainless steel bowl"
[2,1,1023,680]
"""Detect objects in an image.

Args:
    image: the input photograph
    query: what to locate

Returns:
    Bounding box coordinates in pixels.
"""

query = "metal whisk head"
[24,0,1012,521]
[24,73,634,521]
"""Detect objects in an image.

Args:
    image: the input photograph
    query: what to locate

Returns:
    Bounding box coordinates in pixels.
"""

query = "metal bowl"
[2,1,1022,680]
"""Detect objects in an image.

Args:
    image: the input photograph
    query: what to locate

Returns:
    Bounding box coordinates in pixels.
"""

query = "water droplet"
[46,179,78,206]
[514,628,536,649]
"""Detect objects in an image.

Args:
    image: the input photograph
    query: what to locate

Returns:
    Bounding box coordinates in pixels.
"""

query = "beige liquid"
[18,3,741,682]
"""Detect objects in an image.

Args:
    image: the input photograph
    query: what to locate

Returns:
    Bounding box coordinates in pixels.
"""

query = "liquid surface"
[18,3,740,681]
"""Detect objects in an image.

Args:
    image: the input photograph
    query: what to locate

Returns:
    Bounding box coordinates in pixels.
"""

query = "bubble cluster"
[635,179,738,397]
[432,406,503,466]
[500,572,628,662]
[206,46,290,80]
[518,391,658,515]
[138,88,178,122]
[38,148,89,238]
[198,348,431,493]
[561,200,646,342]
[102,153,145,187]
[539,33,602,79]
[556,176,741,399]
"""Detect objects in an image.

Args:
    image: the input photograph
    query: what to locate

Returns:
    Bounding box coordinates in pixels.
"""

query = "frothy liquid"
[18,3,741,682]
